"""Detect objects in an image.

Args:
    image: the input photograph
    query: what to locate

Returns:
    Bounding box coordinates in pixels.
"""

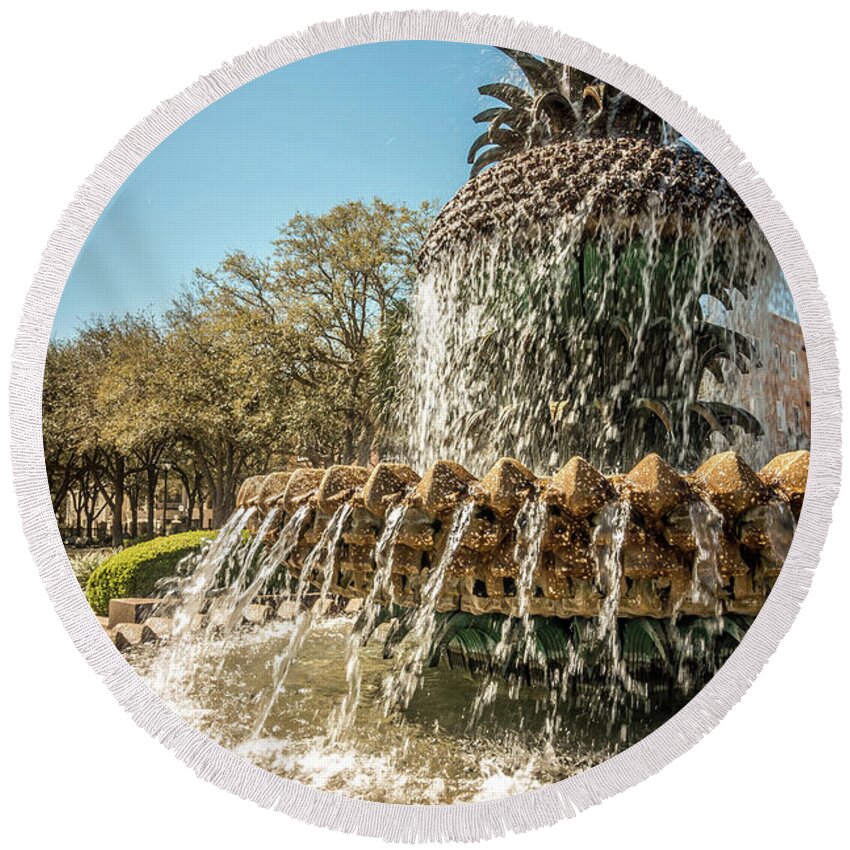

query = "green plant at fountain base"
[85,530,215,615]
[429,611,752,692]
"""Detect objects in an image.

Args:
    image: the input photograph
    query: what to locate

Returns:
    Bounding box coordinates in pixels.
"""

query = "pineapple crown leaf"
[468,47,673,177]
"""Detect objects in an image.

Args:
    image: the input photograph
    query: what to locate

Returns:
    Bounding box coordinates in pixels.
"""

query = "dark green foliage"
[531,618,574,666]
[434,612,502,670]
[432,614,753,693]
[622,618,671,672]
[85,531,214,615]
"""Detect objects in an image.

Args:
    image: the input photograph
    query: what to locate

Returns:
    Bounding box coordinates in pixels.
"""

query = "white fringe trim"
[8,10,841,842]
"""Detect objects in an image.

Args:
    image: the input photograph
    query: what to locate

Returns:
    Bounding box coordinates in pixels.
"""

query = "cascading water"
[164,503,308,651]
[121,103,798,805]
[206,507,280,632]
[328,504,407,740]
[134,471,765,802]
[503,497,548,671]
[395,207,779,476]
[381,501,475,713]
[688,499,724,607]
[145,505,265,698]
[590,497,648,718]
[471,497,547,720]
[593,500,630,647]
[166,506,256,640]
[252,502,352,737]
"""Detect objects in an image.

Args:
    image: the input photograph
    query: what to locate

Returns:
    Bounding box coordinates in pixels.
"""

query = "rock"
[445,545,481,576]
[96,615,109,630]
[361,463,420,517]
[303,512,327,545]
[345,598,363,615]
[713,535,750,576]
[338,542,374,571]
[624,454,690,521]
[390,545,424,576]
[619,579,665,617]
[620,527,682,578]
[256,471,293,511]
[693,451,767,517]
[235,474,265,509]
[760,450,809,516]
[316,465,371,514]
[545,456,614,518]
[107,597,161,629]
[475,458,537,517]
[459,510,501,552]
[660,502,697,551]
[281,468,325,513]
[231,448,807,621]
[276,600,299,620]
[113,622,152,649]
[413,461,476,515]
[343,507,380,546]
[536,567,569,601]
[242,603,273,626]
[395,507,436,549]
[144,616,173,640]
[736,504,774,550]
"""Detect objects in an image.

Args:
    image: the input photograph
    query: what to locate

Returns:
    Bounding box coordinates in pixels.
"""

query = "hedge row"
[85,530,214,616]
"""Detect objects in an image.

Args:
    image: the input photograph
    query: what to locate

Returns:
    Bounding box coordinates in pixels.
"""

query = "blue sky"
[53,41,515,340]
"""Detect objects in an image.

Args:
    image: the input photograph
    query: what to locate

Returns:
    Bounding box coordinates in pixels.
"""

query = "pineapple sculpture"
[401,48,771,475]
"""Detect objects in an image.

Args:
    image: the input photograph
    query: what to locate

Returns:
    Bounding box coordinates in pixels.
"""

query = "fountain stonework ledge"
[235,450,807,621]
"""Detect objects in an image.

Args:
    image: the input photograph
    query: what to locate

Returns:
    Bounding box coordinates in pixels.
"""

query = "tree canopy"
[44,199,435,539]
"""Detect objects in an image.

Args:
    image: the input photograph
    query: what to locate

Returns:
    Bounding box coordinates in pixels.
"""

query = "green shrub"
[85,531,214,615]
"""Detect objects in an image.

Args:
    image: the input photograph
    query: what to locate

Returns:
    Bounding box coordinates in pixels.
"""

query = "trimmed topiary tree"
[85,531,214,615]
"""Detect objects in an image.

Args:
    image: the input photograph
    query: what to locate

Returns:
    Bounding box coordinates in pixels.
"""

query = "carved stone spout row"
[236,450,808,619]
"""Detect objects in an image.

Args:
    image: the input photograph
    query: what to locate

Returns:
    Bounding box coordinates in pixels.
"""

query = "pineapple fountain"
[132,50,807,803]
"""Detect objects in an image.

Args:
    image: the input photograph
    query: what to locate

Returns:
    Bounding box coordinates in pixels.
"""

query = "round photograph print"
[18,17,833,838]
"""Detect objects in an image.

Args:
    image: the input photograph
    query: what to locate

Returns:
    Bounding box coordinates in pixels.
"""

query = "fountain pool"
[128,615,681,804]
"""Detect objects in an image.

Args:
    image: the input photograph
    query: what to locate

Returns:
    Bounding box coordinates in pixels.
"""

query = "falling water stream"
[208,507,279,633]
[689,500,724,606]
[593,500,631,649]
[328,504,407,740]
[167,506,256,640]
[470,497,547,720]
[394,211,780,475]
[251,503,353,737]
[133,473,771,802]
[381,501,476,714]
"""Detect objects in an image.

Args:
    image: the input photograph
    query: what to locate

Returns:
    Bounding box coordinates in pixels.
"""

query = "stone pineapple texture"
[236,451,807,620]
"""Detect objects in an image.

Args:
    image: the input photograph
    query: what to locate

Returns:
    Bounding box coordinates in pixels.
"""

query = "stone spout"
[237,450,808,620]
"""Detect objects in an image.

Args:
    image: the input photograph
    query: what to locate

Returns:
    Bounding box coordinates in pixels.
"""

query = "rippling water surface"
[129,617,678,803]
